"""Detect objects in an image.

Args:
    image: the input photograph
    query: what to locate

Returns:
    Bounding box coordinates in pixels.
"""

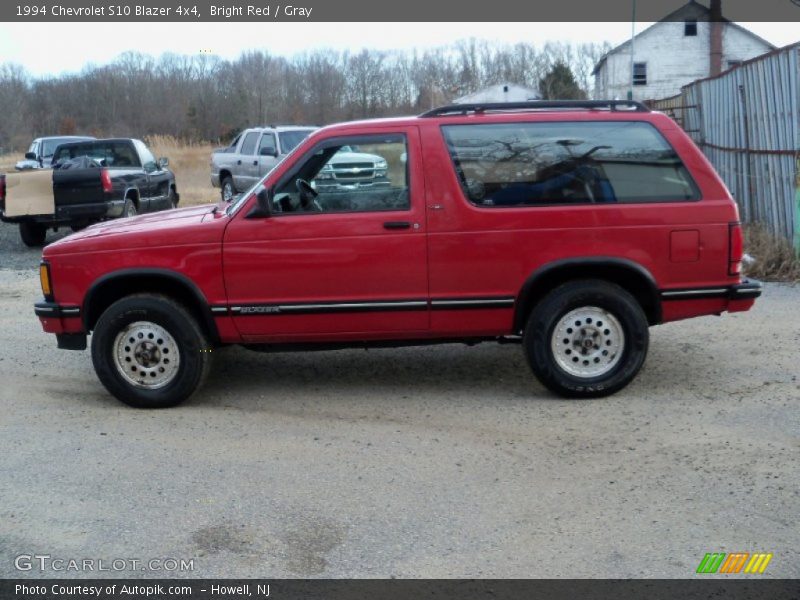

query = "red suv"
[35,101,761,408]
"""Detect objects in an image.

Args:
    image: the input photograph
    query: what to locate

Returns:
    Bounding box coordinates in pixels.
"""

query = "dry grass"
[743,223,800,282]
[145,135,217,206]
[0,152,17,173]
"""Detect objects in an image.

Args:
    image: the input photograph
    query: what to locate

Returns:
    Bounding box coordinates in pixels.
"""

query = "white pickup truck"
[210,126,316,201]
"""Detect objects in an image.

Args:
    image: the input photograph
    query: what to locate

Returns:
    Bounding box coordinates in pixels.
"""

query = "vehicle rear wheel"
[91,294,212,408]
[19,221,47,247]
[123,198,137,217]
[220,176,235,202]
[523,279,649,398]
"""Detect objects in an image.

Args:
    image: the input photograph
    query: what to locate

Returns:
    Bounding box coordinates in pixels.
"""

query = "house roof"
[591,0,777,75]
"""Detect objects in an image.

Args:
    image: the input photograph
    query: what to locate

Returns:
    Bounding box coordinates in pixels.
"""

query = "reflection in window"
[272,135,409,214]
[442,121,699,207]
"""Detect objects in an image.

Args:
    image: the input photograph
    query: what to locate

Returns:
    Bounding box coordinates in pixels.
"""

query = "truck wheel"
[91,294,212,408]
[167,187,178,209]
[123,198,137,217]
[523,280,649,398]
[19,221,47,247]
[220,176,235,202]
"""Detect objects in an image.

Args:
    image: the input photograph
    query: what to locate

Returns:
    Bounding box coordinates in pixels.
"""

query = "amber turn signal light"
[39,262,53,300]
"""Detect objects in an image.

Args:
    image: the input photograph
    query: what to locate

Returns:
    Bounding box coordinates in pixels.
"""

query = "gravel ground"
[0,229,798,578]
[0,220,69,270]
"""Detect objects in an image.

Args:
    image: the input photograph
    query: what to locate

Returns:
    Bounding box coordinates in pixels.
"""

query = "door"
[222,128,428,342]
[133,140,166,210]
[236,131,260,190]
[257,132,280,178]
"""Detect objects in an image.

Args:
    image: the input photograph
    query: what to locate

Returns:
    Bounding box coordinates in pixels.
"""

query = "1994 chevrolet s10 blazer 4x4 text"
[34,101,761,407]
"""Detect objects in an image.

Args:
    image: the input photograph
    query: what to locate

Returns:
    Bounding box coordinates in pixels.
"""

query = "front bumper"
[35,300,86,349]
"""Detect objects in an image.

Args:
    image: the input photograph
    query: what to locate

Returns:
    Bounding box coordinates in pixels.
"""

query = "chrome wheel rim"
[551,306,624,378]
[125,203,137,217]
[113,321,180,389]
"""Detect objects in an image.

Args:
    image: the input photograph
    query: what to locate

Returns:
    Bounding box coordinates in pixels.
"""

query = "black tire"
[220,176,235,202]
[19,221,47,247]
[523,279,649,398]
[123,198,137,218]
[167,187,178,209]
[91,294,212,408]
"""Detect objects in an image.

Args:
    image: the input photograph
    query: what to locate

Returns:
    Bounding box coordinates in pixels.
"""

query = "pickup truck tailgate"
[52,167,105,207]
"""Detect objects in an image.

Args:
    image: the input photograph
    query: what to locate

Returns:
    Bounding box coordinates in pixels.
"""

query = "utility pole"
[628,0,636,100]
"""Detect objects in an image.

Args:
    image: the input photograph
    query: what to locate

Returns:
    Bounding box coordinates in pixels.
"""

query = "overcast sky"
[0,21,797,77]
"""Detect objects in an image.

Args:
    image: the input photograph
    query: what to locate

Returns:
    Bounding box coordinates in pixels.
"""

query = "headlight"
[375,159,388,169]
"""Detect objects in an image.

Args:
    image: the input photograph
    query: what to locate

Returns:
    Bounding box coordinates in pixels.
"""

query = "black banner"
[1,0,800,22]
[3,579,800,600]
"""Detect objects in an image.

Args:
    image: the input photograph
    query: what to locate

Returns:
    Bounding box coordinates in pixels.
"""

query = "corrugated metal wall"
[651,44,800,251]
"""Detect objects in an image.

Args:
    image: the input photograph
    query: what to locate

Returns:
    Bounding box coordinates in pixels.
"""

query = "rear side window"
[442,121,700,207]
[240,132,259,156]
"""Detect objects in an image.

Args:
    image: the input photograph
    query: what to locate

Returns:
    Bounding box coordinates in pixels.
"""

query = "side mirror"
[24,152,37,160]
[158,157,169,168]
[260,147,278,157]
[247,186,272,218]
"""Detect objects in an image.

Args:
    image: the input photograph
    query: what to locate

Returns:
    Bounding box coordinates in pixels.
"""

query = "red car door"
[222,127,429,343]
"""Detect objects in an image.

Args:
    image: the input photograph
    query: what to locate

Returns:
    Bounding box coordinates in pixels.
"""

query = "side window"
[272,134,409,214]
[132,141,154,170]
[258,133,277,157]
[633,62,647,86]
[240,132,259,156]
[442,121,699,207]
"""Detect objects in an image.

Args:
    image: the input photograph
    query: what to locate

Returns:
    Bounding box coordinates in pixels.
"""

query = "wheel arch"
[123,187,140,208]
[219,169,233,185]
[514,257,662,332]
[83,269,219,343]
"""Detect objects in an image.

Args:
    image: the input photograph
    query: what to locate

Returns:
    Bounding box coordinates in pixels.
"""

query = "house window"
[684,19,697,36]
[633,62,647,86]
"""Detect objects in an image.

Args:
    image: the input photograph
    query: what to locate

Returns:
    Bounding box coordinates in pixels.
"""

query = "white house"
[453,83,541,104]
[593,0,775,101]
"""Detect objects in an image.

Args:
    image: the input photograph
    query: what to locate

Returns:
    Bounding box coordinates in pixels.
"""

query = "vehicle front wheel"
[167,187,178,209]
[523,280,649,398]
[91,294,212,408]
[19,221,47,247]
[220,176,235,202]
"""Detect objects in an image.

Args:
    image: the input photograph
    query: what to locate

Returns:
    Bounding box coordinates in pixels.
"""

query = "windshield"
[41,138,79,158]
[278,130,314,154]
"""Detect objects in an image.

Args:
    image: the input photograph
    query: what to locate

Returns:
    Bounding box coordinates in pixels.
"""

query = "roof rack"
[419,100,650,118]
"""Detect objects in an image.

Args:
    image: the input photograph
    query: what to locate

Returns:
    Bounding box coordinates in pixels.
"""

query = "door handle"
[383,221,411,230]
[253,160,258,166]
[236,160,241,165]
